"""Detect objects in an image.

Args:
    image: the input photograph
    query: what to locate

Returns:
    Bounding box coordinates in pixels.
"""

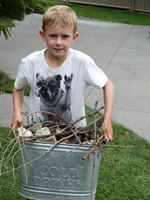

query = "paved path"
[0,14,150,141]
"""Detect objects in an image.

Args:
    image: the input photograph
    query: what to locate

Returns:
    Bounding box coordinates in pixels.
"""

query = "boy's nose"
[56,37,62,45]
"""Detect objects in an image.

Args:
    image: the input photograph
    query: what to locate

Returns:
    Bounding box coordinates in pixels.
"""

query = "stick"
[102,151,130,188]
[0,137,16,175]
[45,133,75,155]
[17,136,28,185]
[82,135,104,160]
[23,110,69,126]
[91,101,99,200]
[57,106,104,134]
[84,116,104,131]
[103,145,134,148]
[45,143,81,162]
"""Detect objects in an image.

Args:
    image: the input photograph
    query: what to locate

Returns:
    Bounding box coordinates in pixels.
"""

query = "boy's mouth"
[54,48,63,52]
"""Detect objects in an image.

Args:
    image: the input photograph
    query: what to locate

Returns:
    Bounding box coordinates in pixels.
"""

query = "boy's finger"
[104,131,113,142]
[17,121,22,127]
[11,123,18,133]
[11,126,17,133]
[107,133,113,142]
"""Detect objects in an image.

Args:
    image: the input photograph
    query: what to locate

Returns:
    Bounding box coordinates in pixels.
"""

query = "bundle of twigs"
[0,105,104,172]
[0,103,132,197]
[19,108,105,144]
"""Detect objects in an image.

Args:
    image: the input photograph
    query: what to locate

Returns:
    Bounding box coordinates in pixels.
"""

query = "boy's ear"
[39,29,46,41]
[72,32,79,43]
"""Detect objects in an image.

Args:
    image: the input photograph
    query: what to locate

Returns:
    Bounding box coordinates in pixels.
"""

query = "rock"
[34,127,57,142]
[36,135,57,143]
[18,127,33,137]
[35,127,50,136]
[43,135,57,143]
[82,141,93,145]
[90,140,94,144]
[27,123,43,133]
[56,127,62,134]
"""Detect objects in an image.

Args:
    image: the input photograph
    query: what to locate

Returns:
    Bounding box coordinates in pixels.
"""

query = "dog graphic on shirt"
[35,73,73,123]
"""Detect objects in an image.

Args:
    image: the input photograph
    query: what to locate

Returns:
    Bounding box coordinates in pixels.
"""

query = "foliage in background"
[0,70,29,96]
[0,70,11,85]
[0,0,45,39]
[0,0,24,39]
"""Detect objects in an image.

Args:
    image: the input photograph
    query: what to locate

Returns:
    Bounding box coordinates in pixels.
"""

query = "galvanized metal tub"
[18,142,101,200]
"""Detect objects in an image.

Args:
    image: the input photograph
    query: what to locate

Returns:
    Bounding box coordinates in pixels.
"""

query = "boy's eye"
[62,35,69,38]
[49,34,56,38]
[48,34,70,39]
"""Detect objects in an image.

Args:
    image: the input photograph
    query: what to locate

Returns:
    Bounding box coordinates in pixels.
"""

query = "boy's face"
[39,23,78,63]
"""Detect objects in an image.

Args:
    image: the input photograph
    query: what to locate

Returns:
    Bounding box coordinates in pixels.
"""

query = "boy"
[11,5,114,141]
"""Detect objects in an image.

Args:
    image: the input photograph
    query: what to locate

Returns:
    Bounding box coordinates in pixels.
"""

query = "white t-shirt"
[15,48,107,127]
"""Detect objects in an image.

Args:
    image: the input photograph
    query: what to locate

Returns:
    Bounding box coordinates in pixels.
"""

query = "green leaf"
[25,5,34,15]
[0,15,15,28]
[22,0,45,14]
[0,0,25,21]
[1,28,8,39]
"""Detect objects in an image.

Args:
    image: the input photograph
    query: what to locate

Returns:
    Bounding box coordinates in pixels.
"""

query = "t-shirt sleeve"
[84,58,107,88]
[14,59,28,89]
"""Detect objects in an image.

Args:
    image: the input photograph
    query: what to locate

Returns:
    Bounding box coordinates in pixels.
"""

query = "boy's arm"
[102,79,114,141]
[11,87,24,132]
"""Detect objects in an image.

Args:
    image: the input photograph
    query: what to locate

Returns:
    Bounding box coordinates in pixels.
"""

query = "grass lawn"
[0,106,150,199]
[34,0,150,25]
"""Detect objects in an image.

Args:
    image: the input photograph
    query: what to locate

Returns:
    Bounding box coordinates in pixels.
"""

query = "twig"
[82,135,104,160]
[71,128,82,144]
[103,145,133,148]
[45,133,75,155]
[45,143,81,162]
[72,106,104,126]
[0,103,27,116]
[91,101,99,200]
[22,100,36,123]
[17,136,28,185]
[23,110,69,126]
[57,106,104,134]
[5,139,18,171]
[102,151,130,188]
[103,148,115,162]
[0,137,16,175]
[1,150,47,176]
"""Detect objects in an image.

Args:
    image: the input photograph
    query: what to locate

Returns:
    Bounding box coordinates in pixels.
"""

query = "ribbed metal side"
[18,142,101,200]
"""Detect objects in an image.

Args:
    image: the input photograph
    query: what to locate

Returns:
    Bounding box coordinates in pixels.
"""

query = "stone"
[18,126,33,137]
[35,127,50,136]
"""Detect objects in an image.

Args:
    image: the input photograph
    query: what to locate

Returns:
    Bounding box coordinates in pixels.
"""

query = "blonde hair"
[42,5,77,33]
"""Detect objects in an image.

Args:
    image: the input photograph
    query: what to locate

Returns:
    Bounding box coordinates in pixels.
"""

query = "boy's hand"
[102,118,113,142]
[11,86,24,132]
[11,112,23,132]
